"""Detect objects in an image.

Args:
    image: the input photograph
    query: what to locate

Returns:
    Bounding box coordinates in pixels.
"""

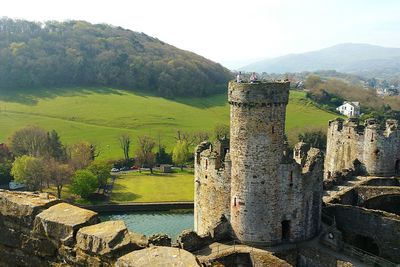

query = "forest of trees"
[0,18,232,97]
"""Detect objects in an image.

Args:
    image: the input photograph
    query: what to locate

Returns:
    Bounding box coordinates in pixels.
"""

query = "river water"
[99,210,194,240]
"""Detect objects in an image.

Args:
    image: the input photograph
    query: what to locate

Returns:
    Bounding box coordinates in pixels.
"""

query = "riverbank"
[81,201,194,213]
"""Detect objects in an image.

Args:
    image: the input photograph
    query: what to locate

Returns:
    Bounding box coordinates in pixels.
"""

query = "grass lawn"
[43,184,103,205]
[110,170,194,203]
[0,87,340,160]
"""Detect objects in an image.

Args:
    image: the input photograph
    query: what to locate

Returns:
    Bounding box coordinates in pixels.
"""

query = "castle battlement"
[228,81,289,106]
[328,117,399,138]
[325,117,400,178]
[195,81,323,246]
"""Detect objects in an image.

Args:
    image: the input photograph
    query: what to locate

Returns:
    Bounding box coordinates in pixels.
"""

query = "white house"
[336,101,360,117]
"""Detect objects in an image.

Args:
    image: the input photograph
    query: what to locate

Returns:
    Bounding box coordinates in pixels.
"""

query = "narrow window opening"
[289,171,293,186]
[234,197,237,207]
[205,159,208,169]
[272,125,275,134]
[205,175,208,179]
[282,220,291,241]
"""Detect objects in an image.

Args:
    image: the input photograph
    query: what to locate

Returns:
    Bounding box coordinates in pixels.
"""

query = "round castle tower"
[228,81,290,244]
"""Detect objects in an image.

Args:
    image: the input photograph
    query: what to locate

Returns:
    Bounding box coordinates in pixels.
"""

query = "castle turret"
[228,81,290,244]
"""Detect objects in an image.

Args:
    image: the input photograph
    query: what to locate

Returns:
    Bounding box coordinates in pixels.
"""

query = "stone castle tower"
[195,81,324,246]
[325,117,400,180]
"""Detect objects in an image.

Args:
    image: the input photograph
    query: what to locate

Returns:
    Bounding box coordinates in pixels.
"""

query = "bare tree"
[118,134,131,160]
[67,142,94,170]
[135,135,156,174]
[46,158,73,199]
[9,125,48,157]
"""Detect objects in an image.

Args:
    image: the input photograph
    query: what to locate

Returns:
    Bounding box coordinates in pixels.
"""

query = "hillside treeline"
[0,18,232,97]
[305,75,400,121]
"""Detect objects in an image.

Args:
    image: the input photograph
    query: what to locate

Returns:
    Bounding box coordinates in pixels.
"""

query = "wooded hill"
[0,18,232,97]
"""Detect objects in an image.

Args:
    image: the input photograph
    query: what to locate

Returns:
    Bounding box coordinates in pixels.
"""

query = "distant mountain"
[241,43,400,78]
[0,18,232,97]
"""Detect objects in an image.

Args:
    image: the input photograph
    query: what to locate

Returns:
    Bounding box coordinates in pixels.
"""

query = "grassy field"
[111,170,194,202]
[0,87,339,159]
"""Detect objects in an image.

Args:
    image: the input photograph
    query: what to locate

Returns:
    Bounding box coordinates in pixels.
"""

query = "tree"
[298,130,327,151]
[213,123,229,140]
[0,162,12,185]
[46,158,73,198]
[135,135,156,173]
[0,144,13,185]
[68,142,94,170]
[172,140,190,171]
[11,155,45,191]
[70,170,98,199]
[87,160,112,191]
[118,134,131,161]
[46,130,67,162]
[156,145,172,165]
[8,125,48,157]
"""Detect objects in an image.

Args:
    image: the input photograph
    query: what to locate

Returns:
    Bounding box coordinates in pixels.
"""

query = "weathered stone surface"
[115,246,201,267]
[33,202,99,245]
[325,204,400,263]
[194,139,231,236]
[0,244,49,267]
[148,233,172,247]
[324,118,400,179]
[177,230,211,252]
[76,220,136,256]
[129,231,148,248]
[0,190,60,227]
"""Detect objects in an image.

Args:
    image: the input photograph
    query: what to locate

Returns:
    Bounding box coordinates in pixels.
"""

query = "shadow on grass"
[111,183,141,202]
[0,87,127,105]
[111,192,141,202]
[0,86,229,109]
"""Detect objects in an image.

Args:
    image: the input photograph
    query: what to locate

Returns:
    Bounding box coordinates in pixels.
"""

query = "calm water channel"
[99,210,194,240]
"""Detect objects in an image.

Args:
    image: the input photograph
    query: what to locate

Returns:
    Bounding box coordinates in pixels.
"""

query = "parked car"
[111,168,119,172]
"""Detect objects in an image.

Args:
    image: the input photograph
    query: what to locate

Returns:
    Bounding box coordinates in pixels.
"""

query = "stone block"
[0,190,60,228]
[148,234,171,247]
[33,203,99,246]
[76,220,139,257]
[115,246,200,267]
[177,230,211,252]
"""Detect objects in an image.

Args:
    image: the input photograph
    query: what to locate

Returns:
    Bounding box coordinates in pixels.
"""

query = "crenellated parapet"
[325,117,400,179]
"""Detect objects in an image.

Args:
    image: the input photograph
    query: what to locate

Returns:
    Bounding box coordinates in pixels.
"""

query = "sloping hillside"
[0,88,339,159]
[242,43,400,78]
[0,18,231,97]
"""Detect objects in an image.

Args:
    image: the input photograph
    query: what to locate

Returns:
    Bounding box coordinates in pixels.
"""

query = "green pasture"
[0,87,339,159]
[110,170,194,202]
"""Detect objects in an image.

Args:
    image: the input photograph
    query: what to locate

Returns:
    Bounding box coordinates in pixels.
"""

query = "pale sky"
[2,0,400,69]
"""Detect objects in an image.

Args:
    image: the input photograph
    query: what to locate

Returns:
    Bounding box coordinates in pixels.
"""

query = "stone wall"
[324,118,400,180]
[0,190,201,267]
[194,140,231,236]
[228,81,323,245]
[324,204,400,263]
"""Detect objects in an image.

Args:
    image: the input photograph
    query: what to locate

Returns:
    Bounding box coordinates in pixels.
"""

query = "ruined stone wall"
[194,141,231,236]
[0,190,200,267]
[324,118,400,179]
[324,204,400,263]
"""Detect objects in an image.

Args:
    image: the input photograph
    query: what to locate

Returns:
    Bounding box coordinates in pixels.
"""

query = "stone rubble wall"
[324,118,400,180]
[194,141,231,236]
[324,204,400,263]
[0,190,200,267]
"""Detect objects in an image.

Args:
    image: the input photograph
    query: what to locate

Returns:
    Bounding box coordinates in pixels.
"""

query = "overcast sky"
[3,0,400,68]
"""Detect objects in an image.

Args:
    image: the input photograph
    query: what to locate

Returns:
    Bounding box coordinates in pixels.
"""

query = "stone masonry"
[0,190,200,267]
[324,117,400,180]
[194,81,324,246]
